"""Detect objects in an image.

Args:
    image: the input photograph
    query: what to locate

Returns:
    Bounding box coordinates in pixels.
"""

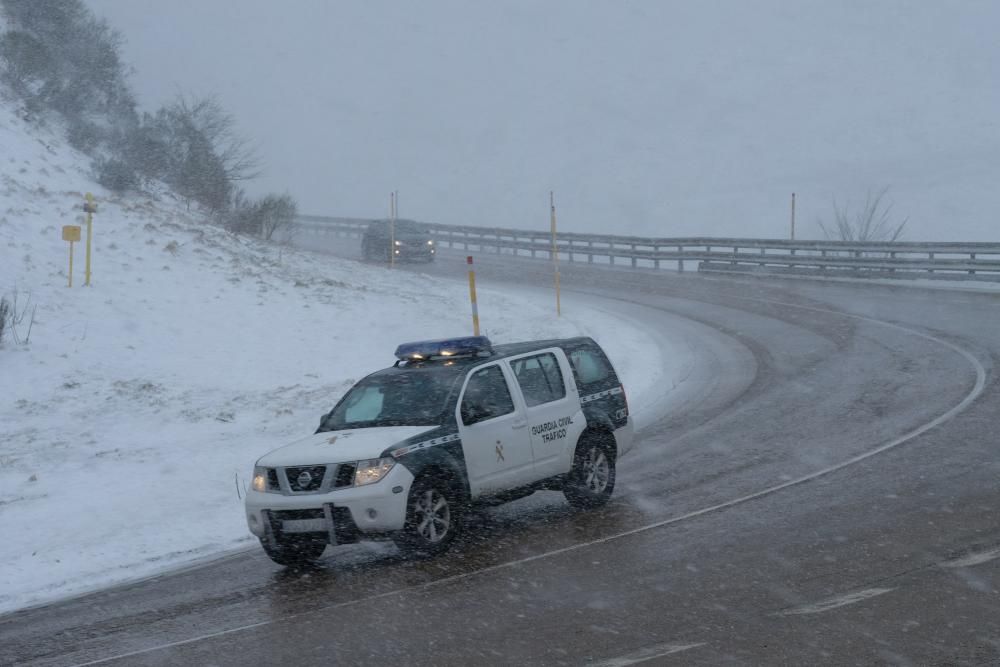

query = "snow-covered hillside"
[0,102,680,614]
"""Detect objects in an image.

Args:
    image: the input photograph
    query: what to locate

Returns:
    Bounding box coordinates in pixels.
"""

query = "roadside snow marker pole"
[551,191,561,317]
[83,193,97,286]
[467,256,480,336]
[390,191,396,269]
[62,225,81,287]
[790,192,796,241]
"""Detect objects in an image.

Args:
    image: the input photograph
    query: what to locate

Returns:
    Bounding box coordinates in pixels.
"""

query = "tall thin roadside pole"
[84,193,96,286]
[390,191,396,269]
[551,191,561,317]
[467,256,480,335]
[790,192,796,241]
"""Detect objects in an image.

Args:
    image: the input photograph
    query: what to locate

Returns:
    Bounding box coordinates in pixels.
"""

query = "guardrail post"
[631,244,637,268]
[970,252,976,275]
[654,245,660,270]
[588,241,594,263]
[496,229,501,254]
[732,245,738,267]
[929,251,935,274]
[678,246,683,272]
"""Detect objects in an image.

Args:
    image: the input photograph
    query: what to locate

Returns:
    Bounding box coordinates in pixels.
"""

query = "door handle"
[511,418,527,429]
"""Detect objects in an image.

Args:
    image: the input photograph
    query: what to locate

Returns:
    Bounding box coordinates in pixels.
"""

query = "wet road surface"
[2,237,999,666]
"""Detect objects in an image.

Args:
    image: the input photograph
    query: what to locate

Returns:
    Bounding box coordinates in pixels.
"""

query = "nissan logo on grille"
[297,470,313,488]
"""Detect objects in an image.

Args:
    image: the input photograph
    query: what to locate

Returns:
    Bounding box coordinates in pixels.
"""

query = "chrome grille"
[284,465,327,492]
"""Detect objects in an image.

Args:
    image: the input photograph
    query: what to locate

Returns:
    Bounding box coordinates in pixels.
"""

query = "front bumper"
[245,463,414,541]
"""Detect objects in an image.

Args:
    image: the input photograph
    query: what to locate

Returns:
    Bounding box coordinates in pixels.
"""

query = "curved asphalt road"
[2,237,999,666]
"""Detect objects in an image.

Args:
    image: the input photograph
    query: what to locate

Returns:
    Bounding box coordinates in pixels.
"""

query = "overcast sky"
[88,1,999,240]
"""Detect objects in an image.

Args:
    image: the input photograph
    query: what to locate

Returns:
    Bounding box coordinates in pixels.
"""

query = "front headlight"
[252,466,268,493]
[394,240,402,246]
[427,240,434,245]
[354,457,395,486]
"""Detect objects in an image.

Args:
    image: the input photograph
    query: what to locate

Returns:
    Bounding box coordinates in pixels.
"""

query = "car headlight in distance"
[354,457,395,486]
[427,240,434,245]
[252,466,268,493]
[394,240,402,246]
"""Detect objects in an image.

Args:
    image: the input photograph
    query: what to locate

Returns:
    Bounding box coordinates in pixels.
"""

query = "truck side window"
[461,365,515,425]
[511,352,566,407]
[568,348,612,385]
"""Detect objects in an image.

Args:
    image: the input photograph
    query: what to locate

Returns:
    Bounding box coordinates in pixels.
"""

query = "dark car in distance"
[361,219,436,262]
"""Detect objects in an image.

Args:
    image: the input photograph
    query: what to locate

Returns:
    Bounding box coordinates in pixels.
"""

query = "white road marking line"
[70,296,988,667]
[592,642,707,666]
[779,587,894,616]
[942,547,1000,569]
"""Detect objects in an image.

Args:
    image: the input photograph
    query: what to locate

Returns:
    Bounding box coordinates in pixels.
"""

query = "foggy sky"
[87,1,1000,240]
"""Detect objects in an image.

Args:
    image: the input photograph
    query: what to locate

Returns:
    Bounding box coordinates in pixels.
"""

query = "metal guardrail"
[295,215,1000,283]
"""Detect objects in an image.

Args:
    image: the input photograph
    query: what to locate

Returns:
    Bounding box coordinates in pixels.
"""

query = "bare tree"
[258,193,297,241]
[168,94,261,183]
[818,187,908,242]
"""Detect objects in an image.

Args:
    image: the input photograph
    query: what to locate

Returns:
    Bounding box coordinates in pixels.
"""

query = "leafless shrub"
[0,296,10,345]
[1,289,37,345]
[224,190,297,240]
[818,187,908,242]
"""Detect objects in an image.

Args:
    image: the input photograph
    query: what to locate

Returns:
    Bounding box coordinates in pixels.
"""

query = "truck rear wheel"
[563,434,616,509]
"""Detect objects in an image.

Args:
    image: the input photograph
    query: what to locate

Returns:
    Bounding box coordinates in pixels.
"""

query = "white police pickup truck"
[245,336,634,565]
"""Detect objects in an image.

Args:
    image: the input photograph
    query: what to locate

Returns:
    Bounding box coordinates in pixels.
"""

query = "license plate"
[282,518,328,533]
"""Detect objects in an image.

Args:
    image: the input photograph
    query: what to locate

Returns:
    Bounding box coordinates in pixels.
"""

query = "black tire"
[563,433,616,509]
[393,474,462,557]
[260,533,327,566]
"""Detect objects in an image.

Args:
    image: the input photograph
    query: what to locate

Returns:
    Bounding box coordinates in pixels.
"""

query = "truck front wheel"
[393,475,462,557]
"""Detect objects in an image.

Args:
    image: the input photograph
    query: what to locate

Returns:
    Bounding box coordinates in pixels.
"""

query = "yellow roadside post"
[83,193,97,286]
[467,256,480,336]
[62,225,81,287]
[550,191,561,317]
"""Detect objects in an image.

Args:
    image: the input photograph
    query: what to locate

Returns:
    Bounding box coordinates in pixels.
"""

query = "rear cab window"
[565,343,618,391]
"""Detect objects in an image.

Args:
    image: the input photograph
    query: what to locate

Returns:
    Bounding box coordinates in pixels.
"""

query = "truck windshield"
[318,369,463,431]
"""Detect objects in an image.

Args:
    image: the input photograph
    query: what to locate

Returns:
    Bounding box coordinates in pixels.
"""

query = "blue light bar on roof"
[394,336,493,361]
